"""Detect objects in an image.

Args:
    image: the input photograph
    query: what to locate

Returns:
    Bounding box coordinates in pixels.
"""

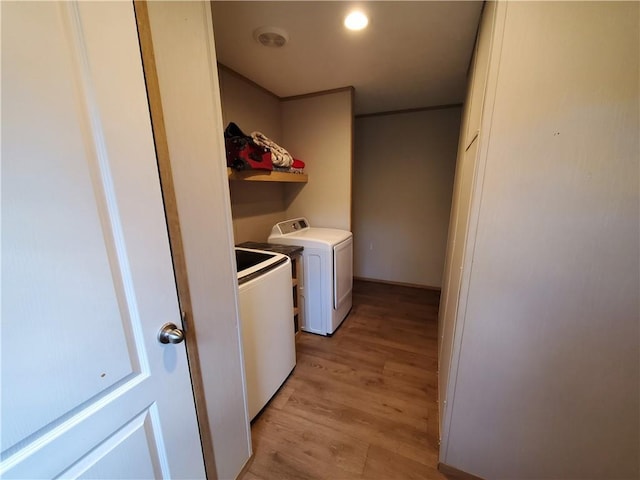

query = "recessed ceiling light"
[344,11,368,31]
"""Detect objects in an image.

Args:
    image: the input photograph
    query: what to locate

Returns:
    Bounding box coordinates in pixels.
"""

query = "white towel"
[251,131,293,168]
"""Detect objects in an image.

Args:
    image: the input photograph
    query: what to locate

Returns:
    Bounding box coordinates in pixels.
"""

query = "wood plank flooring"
[240,279,447,480]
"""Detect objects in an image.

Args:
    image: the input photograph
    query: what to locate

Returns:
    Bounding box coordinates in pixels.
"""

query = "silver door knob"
[158,323,185,344]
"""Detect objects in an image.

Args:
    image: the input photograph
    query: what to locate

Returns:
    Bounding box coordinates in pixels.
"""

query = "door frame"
[134,2,216,477]
[134,2,252,478]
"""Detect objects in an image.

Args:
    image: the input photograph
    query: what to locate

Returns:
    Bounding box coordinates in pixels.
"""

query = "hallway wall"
[353,107,461,288]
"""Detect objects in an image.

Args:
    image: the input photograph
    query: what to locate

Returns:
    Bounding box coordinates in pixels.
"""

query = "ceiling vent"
[253,26,289,48]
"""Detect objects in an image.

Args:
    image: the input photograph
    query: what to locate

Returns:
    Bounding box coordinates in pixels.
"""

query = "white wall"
[228,181,286,243]
[441,2,639,478]
[218,66,282,143]
[218,67,287,243]
[146,3,251,479]
[282,89,353,231]
[353,108,461,288]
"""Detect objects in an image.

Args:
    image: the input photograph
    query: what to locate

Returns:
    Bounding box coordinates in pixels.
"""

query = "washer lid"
[235,247,287,284]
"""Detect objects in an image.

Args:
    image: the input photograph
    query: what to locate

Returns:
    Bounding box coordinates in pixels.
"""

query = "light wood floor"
[241,279,447,480]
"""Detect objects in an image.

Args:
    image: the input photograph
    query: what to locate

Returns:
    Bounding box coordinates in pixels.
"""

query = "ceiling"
[210,1,483,116]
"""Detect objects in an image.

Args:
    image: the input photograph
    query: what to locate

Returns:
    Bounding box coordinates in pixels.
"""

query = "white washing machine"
[235,248,296,420]
[268,218,353,336]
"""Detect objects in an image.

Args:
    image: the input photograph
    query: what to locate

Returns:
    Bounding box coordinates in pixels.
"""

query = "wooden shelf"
[227,168,308,183]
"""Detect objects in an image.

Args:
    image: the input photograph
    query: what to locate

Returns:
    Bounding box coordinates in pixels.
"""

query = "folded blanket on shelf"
[224,122,272,171]
[251,131,293,168]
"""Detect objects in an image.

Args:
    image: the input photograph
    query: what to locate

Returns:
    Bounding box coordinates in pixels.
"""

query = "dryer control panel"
[272,218,309,235]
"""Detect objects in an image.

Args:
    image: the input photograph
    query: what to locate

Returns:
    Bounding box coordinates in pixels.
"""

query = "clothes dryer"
[269,218,352,335]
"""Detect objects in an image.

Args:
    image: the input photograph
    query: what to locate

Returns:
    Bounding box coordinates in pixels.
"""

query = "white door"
[1,2,206,479]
